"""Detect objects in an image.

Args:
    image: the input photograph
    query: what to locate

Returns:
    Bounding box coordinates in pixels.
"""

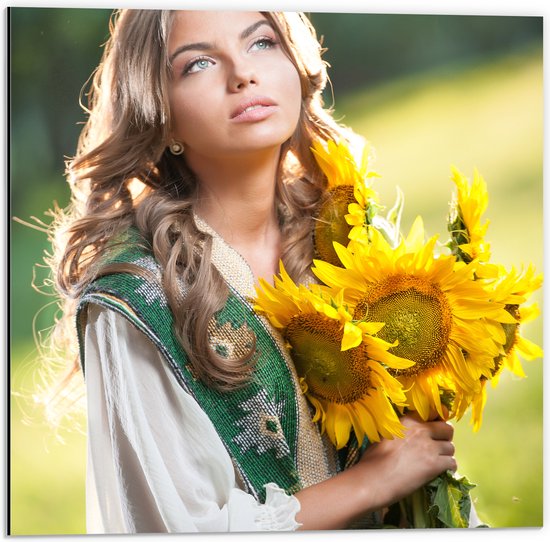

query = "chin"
[233,126,297,152]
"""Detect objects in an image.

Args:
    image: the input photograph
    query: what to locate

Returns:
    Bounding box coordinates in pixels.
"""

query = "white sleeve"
[84,304,301,534]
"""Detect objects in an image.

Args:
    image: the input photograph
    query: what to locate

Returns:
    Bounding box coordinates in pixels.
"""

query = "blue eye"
[251,37,277,51]
[185,57,214,74]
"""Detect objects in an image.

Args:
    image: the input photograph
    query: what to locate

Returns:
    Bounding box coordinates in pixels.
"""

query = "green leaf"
[427,471,476,528]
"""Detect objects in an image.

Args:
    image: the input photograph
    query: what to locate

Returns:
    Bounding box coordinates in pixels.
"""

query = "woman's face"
[167,11,302,161]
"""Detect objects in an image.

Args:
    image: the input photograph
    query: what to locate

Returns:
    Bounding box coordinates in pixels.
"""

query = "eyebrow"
[169,19,273,63]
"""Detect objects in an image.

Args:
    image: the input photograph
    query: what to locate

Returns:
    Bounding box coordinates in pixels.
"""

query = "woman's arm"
[84,304,300,533]
[294,415,456,530]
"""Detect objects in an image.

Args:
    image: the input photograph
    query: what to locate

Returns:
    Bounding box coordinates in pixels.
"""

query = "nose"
[227,56,258,92]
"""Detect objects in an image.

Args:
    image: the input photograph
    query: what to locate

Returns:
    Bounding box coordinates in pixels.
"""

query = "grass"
[9,43,543,533]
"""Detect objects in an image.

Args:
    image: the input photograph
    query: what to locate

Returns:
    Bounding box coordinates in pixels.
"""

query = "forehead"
[168,10,269,46]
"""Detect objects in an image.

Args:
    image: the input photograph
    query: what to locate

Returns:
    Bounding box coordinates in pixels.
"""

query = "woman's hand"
[356,414,457,509]
[295,414,456,530]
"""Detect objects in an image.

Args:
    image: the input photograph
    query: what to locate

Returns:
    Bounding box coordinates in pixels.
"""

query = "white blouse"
[84,303,301,533]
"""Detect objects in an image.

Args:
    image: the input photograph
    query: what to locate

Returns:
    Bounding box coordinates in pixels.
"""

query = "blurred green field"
[10,43,543,533]
[10,343,87,535]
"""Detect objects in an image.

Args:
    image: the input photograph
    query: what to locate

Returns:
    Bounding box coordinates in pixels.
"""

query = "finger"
[438,441,455,457]
[429,420,454,441]
[446,456,458,472]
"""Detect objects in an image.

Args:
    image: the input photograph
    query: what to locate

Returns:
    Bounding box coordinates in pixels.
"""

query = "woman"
[51,9,459,532]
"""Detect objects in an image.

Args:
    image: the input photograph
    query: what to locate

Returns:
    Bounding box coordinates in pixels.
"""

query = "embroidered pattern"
[208,320,255,360]
[133,257,168,308]
[233,389,291,460]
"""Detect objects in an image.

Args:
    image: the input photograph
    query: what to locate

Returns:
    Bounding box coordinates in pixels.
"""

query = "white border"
[3,1,548,541]
[1,0,549,16]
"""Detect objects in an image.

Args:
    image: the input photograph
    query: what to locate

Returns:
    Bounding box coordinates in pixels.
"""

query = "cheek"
[169,91,216,143]
[281,62,303,125]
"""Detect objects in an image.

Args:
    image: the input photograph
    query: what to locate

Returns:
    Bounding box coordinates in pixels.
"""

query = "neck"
[188,148,283,282]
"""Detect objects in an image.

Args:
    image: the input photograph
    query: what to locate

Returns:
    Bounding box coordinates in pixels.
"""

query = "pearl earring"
[169,140,184,155]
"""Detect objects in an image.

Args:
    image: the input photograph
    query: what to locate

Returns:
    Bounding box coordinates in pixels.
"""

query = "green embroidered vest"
[76,227,342,503]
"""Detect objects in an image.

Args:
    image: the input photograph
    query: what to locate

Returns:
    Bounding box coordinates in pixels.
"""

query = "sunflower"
[444,167,543,428]
[254,261,413,449]
[447,167,496,278]
[457,265,543,431]
[311,139,380,266]
[312,218,517,422]
[485,263,543,381]
[457,279,541,432]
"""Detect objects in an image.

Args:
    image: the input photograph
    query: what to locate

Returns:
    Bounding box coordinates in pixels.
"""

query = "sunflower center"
[314,185,355,266]
[285,313,372,404]
[354,275,453,376]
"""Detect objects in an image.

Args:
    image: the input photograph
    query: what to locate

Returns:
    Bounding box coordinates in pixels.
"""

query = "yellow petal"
[341,321,363,351]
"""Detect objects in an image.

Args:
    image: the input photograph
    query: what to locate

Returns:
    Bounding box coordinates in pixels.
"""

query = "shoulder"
[80,236,169,319]
[77,227,172,348]
[85,227,164,296]
[76,229,185,377]
[100,226,158,271]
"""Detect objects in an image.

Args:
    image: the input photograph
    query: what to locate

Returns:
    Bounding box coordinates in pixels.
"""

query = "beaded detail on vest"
[77,225,339,502]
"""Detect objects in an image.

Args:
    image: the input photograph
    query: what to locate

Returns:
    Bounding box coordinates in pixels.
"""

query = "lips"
[230,96,278,122]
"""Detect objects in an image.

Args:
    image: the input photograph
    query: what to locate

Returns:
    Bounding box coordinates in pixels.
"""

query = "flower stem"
[411,487,431,528]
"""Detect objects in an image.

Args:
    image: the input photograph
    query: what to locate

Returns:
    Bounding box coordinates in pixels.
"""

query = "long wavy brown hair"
[39,9,359,422]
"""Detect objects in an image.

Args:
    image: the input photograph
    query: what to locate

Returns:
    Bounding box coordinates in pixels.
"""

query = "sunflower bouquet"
[253,138,542,528]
